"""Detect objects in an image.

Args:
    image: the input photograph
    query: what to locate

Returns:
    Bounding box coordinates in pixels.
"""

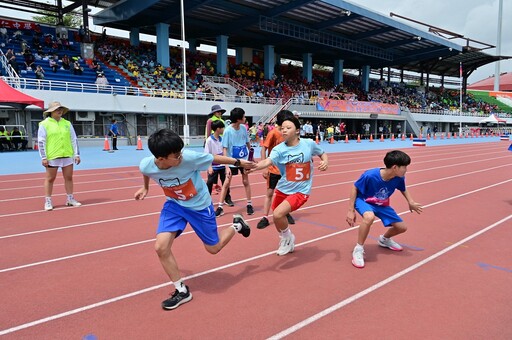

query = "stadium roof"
[4,0,509,79]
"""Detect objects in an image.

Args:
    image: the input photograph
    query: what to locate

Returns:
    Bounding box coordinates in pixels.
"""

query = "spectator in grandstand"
[49,56,59,73]
[10,127,28,151]
[0,26,7,42]
[249,114,328,256]
[95,73,109,89]
[61,55,71,70]
[73,60,83,75]
[108,118,119,150]
[215,108,254,217]
[134,128,253,310]
[256,110,296,230]
[8,55,20,75]
[23,50,36,71]
[35,65,45,80]
[346,150,422,269]
[38,101,81,211]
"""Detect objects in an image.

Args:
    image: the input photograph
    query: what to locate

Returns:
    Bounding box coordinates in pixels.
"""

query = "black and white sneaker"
[233,214,251,237]
[225,198,235,207]
[215,207,224,217]
[246,204,254,215]
[286,213,295,225]
[161,286,193,310]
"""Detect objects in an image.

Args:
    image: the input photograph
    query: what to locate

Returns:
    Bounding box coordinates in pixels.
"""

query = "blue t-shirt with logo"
[139,149,213,210]
[354,168,406,206]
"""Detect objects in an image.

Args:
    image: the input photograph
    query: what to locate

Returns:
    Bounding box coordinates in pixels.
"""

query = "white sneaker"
[276,233,295,256]
[66,198,82,207]
[352,246,365,268]
[378,235,403,251]
[44,201,53,211]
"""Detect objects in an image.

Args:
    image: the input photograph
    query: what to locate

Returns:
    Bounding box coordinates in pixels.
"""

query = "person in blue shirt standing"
[109,119,119,150]
[249,114,329,256]
[346,150,422,269]
[134,128,255,310]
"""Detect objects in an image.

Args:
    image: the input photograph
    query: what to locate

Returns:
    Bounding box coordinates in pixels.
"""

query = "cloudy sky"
[354,0,511,84]
[2,0,509,85]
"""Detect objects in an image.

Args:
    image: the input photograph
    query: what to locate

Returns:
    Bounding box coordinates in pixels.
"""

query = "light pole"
[493,0,503,91]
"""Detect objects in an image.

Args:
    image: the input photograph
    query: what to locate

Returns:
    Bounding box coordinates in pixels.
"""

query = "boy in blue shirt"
[346,150,422,268]
[249,115,329,255]
[134,129,255,310]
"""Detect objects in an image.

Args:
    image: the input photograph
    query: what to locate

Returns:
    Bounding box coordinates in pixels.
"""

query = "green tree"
[32,9,82,28]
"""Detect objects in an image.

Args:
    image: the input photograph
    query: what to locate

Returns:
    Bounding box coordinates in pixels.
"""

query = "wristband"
[234,158,241,167]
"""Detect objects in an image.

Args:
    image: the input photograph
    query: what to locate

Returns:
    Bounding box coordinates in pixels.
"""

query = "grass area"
[468,90,512,112]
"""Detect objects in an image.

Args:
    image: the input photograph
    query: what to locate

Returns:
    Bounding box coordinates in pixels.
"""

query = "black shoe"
[257,217,270,229]
[286,213,295,225]
[215,206,224,217]
[225,198,235,207]
[233,214,250,237]
[161,286,193,310]
[246,204,254,215]
[113,148,119,150]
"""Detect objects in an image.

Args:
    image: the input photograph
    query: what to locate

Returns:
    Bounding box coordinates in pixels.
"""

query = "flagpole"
[180,0,189,145]
[459,62,462,136]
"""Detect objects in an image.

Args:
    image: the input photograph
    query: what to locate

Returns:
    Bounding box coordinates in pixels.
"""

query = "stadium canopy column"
[155,23,170,67]
[130,28,140,47]
[264,45,275,80]
[362,65,370,92]
[303,53,312,83]
[334,59,344,86]
[216,35,228,75]
[236,47,252,65]
[188,39,197,53]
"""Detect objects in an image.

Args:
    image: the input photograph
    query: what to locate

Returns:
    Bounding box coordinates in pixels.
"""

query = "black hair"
[211,120,225,131]
[276,110,295,126]
[383,150,411,168]
[229,107,245,122]
[282,115,301,130]
[148,128,184,158]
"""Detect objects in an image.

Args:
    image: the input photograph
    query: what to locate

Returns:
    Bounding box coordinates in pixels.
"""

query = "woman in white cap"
[38,101,82,211]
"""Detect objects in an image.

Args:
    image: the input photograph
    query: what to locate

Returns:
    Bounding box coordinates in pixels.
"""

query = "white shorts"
[48,157,74,168]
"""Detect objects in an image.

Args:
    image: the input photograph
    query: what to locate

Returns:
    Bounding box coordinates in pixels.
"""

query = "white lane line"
[0,179,509,335]
[267,214,512,340]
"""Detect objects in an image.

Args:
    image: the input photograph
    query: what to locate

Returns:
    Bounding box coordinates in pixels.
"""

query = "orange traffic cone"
[440,133,444,139]
[357,134,361,143]
[136,135,143,150]
[103,135,110,151]
[433,133,436,140]
[315,134,319,144]
[401,134,405,141]
[329,135,334,144]
[380,134,384,142]
[344,134,349,143]
[33,140,39,150]
[391,134,395,141]
[447,132,451,139]
[419,133,423,139]
[369,134,374,142]
[427,134,430,140]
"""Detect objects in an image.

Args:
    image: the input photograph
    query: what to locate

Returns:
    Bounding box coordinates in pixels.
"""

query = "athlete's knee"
[362,212,375,224]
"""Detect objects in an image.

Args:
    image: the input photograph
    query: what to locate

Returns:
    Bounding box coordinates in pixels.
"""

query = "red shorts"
[271,189,309,212]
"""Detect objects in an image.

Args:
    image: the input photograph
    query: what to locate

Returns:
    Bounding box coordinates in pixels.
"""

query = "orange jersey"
[263,128,283,175]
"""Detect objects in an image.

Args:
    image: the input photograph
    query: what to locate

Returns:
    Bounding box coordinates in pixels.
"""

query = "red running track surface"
[0,142,511,339]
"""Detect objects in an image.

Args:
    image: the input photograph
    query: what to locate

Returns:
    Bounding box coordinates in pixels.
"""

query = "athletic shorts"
[229,167,245,175]
[48,157,73,168]
[157,200,219,246]
[267,172,281,190]
[272,189,309,212]
[354,197,403,227]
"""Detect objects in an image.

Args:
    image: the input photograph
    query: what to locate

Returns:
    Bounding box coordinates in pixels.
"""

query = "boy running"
[134,129,254,310]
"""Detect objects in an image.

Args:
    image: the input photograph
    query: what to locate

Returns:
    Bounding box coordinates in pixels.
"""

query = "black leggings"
[206,168,231,200]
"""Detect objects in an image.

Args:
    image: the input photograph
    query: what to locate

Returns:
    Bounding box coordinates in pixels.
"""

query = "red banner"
[316,99,399,115]
[0,19,41,32]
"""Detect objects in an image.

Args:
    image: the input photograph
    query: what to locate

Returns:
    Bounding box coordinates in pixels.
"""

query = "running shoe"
[233,214,251,237]
[66,198,82,207]
[352,246,365,268]
[257,217,270,229]
[276,233,295,256]
[225,198,235,207]
[246,204,254,215]
[286,213,295,225]
[44,201,53,211]
[215,207,224,217]
[161,286,192,310]
[378,235,403,251]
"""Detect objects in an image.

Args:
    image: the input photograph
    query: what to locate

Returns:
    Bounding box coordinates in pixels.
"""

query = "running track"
[0,142,511,339]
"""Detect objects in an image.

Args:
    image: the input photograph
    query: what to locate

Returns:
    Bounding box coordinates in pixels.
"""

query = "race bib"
[232,145,248,159]
[162,179,197,201]
[285,162,311,182]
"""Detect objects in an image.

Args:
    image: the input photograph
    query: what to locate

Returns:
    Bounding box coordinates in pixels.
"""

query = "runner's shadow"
[276,245,341,270]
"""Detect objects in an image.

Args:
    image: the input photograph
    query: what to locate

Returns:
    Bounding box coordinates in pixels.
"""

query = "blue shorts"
[354,197,403,227]
[157,200,220,246]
